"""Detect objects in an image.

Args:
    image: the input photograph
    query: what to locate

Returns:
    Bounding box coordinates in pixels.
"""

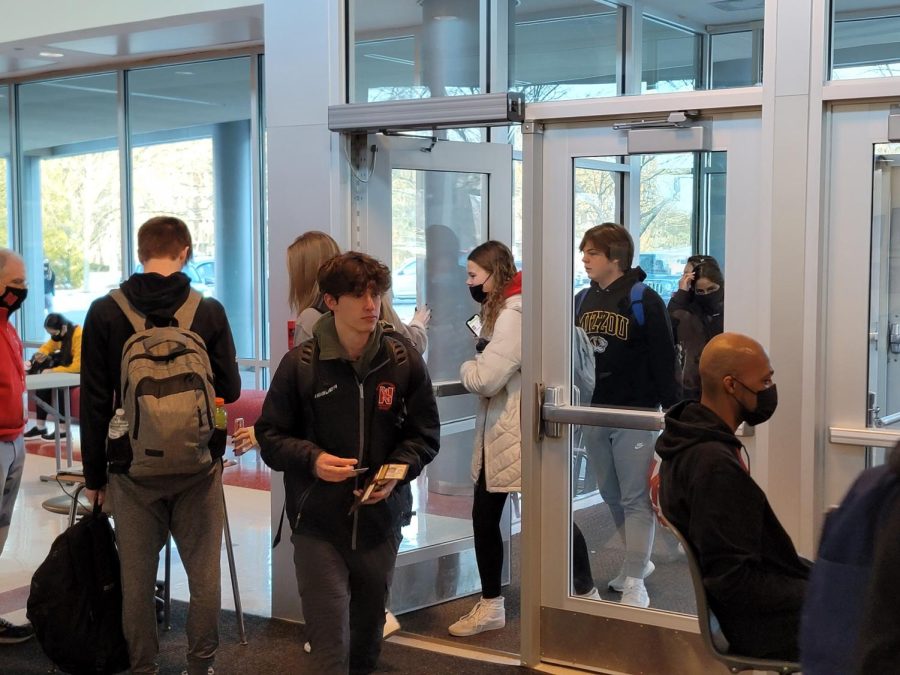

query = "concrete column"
[212,120,253,359]
[264,0,346,622]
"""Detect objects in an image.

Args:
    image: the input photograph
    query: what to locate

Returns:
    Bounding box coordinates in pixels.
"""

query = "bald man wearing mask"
[656,332,809,660]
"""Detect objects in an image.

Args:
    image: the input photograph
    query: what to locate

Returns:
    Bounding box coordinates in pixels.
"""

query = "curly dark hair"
[317,251,391,300]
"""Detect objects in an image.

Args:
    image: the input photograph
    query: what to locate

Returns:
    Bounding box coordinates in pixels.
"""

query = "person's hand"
[354,479,398,505]
[314,452,359,482]
[32,352,48,363]
[678,272,694,292]
[85,487,105,507]
[412,305,431,328]
[232,425,258,455]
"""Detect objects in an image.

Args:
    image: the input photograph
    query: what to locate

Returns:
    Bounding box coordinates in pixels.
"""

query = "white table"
[25,371,80,480]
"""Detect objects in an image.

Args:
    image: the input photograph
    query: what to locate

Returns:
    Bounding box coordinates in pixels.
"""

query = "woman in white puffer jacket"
[448,241,522,638]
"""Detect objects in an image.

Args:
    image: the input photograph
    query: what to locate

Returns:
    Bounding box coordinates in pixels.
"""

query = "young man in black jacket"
[574,223,678,608]
[82,216,241,675]
[657,332,809,660]
[256,252,440,675]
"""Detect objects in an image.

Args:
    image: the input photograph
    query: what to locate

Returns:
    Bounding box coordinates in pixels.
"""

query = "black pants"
[473,469,510,599]
[35,388,67,422]
[572,523,595,594]
[292,531,400,675]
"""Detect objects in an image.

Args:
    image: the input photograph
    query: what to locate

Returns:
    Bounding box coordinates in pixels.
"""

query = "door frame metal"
[521,111,764,673]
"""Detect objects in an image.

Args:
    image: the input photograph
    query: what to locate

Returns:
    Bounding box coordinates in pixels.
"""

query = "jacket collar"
[314,314,384,373]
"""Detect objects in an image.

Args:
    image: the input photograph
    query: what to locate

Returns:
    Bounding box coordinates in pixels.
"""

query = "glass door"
[825,103,900,502]
[528,112,762,673]
[359,134,516,640]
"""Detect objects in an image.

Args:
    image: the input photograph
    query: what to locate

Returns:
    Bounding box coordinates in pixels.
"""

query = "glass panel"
[642,17,701,93]
[17,73,121,342]
[711,31,757,89]
[571,150,727,612]
[0,85,9,247]
[349,0,482,102]
[867,143,900,429]
[390,167,487,554]
[510,2,619,102]
[832,2,900,80]
[128,58,255,359]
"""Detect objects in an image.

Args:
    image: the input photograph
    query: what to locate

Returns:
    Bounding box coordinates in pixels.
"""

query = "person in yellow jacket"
[24,313,81,440]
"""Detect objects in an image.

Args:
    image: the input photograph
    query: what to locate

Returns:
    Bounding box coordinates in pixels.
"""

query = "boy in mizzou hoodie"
[573,223,678,608]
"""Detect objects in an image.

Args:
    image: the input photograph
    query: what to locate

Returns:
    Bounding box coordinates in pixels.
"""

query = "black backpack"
[27,504,130,675]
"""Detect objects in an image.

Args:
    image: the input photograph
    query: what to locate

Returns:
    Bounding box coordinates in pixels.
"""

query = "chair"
[663,519,802,674]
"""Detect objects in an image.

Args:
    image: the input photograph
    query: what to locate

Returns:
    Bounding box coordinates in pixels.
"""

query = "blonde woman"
[448,241,522,637]
[287,231,429,350]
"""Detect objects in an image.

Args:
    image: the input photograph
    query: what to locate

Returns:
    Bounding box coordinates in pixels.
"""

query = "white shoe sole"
[448,618,505,637]
[608,560,656,592]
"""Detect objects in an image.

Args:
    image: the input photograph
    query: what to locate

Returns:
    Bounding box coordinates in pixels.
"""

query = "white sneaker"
[621,577,650,608]
[448,597,506,637]
[383,609,401,638]
[608,560,655,592]
[574,587,601,600]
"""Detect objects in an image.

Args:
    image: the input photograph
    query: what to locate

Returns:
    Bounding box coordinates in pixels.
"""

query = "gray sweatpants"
[584,426,657,579]
[108,463,224,675]
[0,435,25,555]
[292,530,400,675]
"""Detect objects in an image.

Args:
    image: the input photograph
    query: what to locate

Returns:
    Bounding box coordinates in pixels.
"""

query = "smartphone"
[351,466,369,475]
[466,313,482,336]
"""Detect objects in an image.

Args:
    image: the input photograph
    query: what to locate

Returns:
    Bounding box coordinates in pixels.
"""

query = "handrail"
[875,411,900,428]
[829,426,900,447]
[542,403,665,432]
[432,380,470,398]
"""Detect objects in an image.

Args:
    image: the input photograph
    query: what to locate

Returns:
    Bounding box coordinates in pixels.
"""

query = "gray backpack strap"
[108,289,146,333]
[173,290,202,330]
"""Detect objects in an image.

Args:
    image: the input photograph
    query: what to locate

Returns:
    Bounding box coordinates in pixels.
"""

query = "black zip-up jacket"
[576,267,678,408]
[256,317,440,550]
[80,272,241,490]
[656,400,809,659]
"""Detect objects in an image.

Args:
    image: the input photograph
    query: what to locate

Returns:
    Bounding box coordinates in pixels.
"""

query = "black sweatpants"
[35,387,67,422]
[292,530,400,675]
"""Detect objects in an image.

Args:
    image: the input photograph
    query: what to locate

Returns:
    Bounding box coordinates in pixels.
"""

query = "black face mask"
[732,379,778,426]
[469,281,489,304]
[0,286,27,315]
[695,289,724,315]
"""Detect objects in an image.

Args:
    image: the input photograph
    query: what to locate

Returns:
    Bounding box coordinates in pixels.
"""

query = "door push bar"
[540,385,755,438]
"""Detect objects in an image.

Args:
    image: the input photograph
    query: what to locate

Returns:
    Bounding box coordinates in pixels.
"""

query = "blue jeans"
[0,435,25,555]
[584,426,657,579]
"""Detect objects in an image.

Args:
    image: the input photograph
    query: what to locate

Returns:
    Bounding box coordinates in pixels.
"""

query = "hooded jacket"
[256,315,440,550]
[576,267,678,409]
[80,272,241,490]
[667,288,724,399]
[460,271,522,492]
[656,400,809,659]
[0,311,25,441]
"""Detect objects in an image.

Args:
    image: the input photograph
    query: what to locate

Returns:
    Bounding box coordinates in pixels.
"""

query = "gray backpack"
[109,289,216,476]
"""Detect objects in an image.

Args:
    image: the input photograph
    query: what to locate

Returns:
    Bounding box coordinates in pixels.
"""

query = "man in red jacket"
[0,248,34,644]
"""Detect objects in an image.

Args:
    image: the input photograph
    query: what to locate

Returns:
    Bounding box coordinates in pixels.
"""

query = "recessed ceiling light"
[39,51,64,58]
